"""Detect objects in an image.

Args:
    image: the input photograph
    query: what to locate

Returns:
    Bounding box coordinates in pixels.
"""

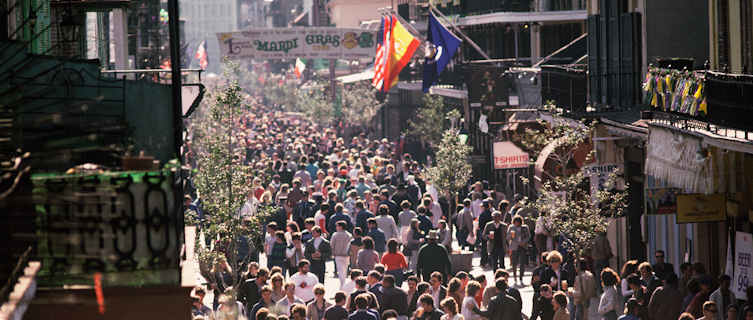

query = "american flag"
[372,15,391,91]
[195,40,208,70]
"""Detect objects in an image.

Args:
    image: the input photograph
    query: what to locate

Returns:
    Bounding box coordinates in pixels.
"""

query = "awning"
[336,69,374,84]
[645,124,712,193]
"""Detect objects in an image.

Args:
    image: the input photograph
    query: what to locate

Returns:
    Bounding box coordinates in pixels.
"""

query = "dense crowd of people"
[186,99,753,320]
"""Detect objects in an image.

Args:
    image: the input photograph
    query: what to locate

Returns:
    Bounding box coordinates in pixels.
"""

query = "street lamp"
[58,7,80,43]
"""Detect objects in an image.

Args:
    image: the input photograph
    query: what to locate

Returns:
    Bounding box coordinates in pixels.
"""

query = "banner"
[645,188,680,215]
[493,142,529,169]
[217,28,376,60]
[676,193,726,223]
[733,231,753,300]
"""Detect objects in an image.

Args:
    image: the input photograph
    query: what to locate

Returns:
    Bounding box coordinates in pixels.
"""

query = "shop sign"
[733,231,753,299]
[645,188,680,215]
[492,141,529,169]
[217,28,376,60]
[583,164,624,199]
[676,193,726,223]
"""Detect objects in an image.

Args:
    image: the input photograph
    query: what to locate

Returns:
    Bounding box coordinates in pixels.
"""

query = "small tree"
[405,94,449,149]
[424,119,473,251]
[187,61,275,295]
[519,115,627,257]
[340,82,383,129]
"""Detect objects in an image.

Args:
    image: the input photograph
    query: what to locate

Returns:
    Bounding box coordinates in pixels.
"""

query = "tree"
[519,115,627,257]
[187,61,275,294]
[340,82,383,129]
[405,94,449,149]
[424,118,473,251]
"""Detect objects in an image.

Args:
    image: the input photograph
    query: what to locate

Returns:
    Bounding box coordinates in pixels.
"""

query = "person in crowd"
[541,251,571,292]
[289,260,318,303]
[507,215,530,284]
[682,279,701,313]
[598,268,623,320]
[250,285,277,320]
[291,303,308,320]
[287,232,305,276]
[376,204,400,242]
[211,257,234,310]
[357,237,380,272]
[269,231,288,274]
[620,260,639,303]
[709,275,735,320]
[406,219,424,270]
[410,282,431,315]
[329,203,354,234]
[274,281,306,316]
[343,269,364,295]
[553,291,570,320]
[356,201,375,235]
[439,297,462,320]
[618,298,640,320]
[415,294,445,320]
[461,280,482,320]
[367,218,387,255]
[381,274,409,317]
[350,228,365,268]
[324,291,350,320]
[332,221,353,287]
[191,286,214,320]
[239,267,270,312]
[652,250,674,281]
[304,226,332,284]
[483,211,508,272]
[455,200,474,251]
[678,313,696,320]
[648,272,684,320]
[446,278,464,309]
[686,276,714,318]
[638,262,661,297]
[531,284,555,320]
[571,258,596,320]
[307,284,333,320]
[216,292,246,320]
[476,200,493,267]
[679,263,694,298]
[428,272,448,310]
[367,271,385,307]
[349,294,379,320]
[726,304,738,320]
[417,231,452,283]
[697,302,718,320]
[438,220,452,249]
[625,274,648,319]
[382,239,408,287]
[398,200,417,234]
[472,278,520,320]
[270,273,286,302]
[348,277,380,312]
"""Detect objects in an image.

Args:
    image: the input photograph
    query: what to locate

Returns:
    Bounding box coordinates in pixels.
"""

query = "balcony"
[642,67,753,135]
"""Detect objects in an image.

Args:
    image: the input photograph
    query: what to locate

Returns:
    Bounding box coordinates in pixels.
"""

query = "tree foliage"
[405,94,449,149]
[424,126,473,197]
[519,115,627,256]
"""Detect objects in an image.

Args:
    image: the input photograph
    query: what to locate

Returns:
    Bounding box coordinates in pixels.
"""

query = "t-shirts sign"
[733,231,753,300]
[492,141,529,169]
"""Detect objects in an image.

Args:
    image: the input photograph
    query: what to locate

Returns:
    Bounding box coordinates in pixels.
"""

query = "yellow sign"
[676,194,726,223]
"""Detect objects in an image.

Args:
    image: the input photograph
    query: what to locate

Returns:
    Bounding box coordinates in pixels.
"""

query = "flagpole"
[428,5,491,61]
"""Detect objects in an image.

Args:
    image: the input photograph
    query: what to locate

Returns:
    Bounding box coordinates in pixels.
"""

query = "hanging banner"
[676,193,726,223]
[216,28,376,60]
[733,231,753,300]
[645,188,680,215]
[493,141,529,169]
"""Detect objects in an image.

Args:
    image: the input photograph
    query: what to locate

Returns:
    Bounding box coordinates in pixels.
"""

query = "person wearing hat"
[416,229,452,283]
[482,210,508,271]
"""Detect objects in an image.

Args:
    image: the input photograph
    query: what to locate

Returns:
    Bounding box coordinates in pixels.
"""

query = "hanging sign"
[676,193,726,223]
[645,188,680,215]
[493,141,529,169]
[733,231,753,300]
[216,28,376,60]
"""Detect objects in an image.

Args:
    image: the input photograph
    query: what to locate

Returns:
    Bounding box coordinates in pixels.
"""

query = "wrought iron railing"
[540,65,587,114]
[31,169,183,287]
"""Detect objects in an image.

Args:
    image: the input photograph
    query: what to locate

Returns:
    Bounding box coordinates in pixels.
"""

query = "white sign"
[216,28,377,60]
[733,231,753,300]
[584,164,624,197]
[493,141,529,169]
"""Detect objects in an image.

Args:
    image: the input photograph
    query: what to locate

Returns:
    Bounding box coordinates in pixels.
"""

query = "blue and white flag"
[422,12,462,93]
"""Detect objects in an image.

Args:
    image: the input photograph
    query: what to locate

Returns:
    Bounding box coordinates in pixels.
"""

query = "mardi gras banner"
[217,28,377,60]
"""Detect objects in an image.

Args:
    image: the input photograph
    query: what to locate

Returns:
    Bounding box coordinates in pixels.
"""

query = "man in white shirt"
[289,260,319,303]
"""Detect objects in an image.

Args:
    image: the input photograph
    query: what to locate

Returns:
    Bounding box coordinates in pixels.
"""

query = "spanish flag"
[384,14,420,92]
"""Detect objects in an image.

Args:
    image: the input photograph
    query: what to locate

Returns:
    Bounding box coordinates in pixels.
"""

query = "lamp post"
[57,5,80,56]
